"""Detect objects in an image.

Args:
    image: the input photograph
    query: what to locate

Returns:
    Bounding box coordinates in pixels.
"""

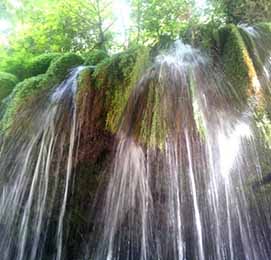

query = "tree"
[130,0,195,45]
[1,0,114,54]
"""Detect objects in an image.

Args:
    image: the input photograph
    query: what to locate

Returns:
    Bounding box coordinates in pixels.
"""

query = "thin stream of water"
[87,40,271,260]
[0,30,271,260]
[0,66,84,260]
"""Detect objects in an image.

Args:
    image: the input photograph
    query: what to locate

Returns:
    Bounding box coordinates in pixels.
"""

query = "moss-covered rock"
[1,53,84,131]
[219,24,260,103]
[256,22,271,32]
[223,0,271,24]
[76,46,151,136]
[0,72,18,101]
[1,74,46,131]
[183,23,220,51]
[76,67,94,99]
[94,46,150,133]
[46,53,84,84]
[238,23,271,74]
[25,53,61,78]
[84,49,108,66]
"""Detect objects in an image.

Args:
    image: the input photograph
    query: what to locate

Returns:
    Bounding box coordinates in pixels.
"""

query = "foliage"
[1,53,83,131]
[257,23,271,33]
[130,0,195,44]
[0,51,61,81]
[78,46,149,132]
[93,49,137,90]
[84,50,109,66]
[183,23,220,50]
[1,74,45,131]
[208,0,271,24]
[0,0,114,81]
[227,0,271,23]
[26,53,61,78]
[104,46,150,132]
[46,53,83,83]
[0,71,18,101]
[0,0,116,87]
[0,48,32,81]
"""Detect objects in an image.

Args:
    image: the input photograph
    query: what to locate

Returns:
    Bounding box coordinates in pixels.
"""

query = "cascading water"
[0,66,84,260]
[0,33,271,260]
[86,41,271,259]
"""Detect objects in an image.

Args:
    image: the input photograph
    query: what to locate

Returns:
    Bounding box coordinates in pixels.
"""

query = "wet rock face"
[2,30,271,259]
[76,77,115,166]
[65,69,116,259]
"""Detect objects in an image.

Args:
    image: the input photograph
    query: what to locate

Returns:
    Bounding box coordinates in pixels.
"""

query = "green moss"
[96,47,150,133]
[219,24,258,103]
[190,72,207,140]
[224,0,271,24]
[1,74,46,131]
[239,23,271,76]
[84,49,108,66]
[46,53,84,84]
[77,67,94,93]
[150,35,175,57]
[256,22,271,34]
[137,78,168,148]
[93,48,137,90]
[76,67,95,111]
[254,110,271,149]
[1,53,84,131]
[0,72,18,101]
[239,28,262,72]
[75,46,151,135]
[183,23,220,51]
[25,53,61,78]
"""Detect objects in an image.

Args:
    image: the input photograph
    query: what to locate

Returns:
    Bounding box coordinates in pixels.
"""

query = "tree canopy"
[0,0,271,76]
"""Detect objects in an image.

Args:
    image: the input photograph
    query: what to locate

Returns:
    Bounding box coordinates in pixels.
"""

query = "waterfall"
[86,41,271,259]
[0,66,84,260]
[0,33,271,260]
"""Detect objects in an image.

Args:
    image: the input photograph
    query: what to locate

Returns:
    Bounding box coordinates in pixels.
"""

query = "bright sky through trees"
[112,0,131,45]
[0,0,209,48]
[195,0,207,9]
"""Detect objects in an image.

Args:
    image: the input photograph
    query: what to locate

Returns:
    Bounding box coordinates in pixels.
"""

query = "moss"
[239,23,271,74]
[219,24,260,103]
[76,67,94,97]
[84,49,108,66]
[137,78,167,148]
[93,49,137,90]
[0,72,18,101]
[256,22,271,37]
[254,110,271,149]
[75,66,95,115]
[75,46,151,135]
[25,53,61,78]
[183,23,220,51]
[1,74,46,131]
[224,0,271,24]
[150,35,175,57]
[46,53,84,84]
[97,47,150,133]
[239,29,262,73]
[1,53,84,131]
